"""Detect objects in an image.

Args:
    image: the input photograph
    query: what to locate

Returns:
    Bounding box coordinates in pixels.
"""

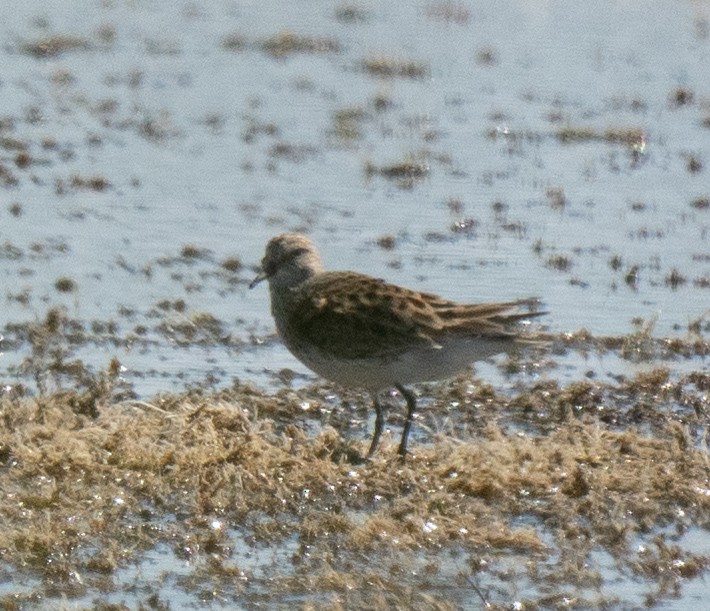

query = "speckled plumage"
[251,232,545,458]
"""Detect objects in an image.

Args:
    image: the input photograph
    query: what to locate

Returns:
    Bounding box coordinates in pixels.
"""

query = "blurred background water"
[0,0,708,393]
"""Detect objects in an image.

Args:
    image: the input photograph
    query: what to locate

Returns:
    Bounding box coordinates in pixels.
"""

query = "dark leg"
[367,394,385,459]
[395,384,417,457]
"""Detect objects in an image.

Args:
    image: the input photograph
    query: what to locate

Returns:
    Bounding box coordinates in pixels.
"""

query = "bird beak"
[249,271,267,289]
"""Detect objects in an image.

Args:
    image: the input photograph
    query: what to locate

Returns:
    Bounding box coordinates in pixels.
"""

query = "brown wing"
[287,271,545,359]
[428,299,546,338]
[287,272,443,359]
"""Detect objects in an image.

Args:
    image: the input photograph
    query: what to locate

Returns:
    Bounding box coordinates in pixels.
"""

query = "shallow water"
[0,1,708,608]
[1,0,708,395]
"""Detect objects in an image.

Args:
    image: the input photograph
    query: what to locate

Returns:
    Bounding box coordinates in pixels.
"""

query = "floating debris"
[625,265,640,288]
[362,56,428,79]
[546,254,573,272]
[331,107,369,143]
[20,34,90,58]
[221,32,247,51]
[557,126,645,148]
[376,234,397,250]
[54,276,77,293]
[335,5,370,23]
[546,187,567,209]
[261,31,340,58]
[670,86,694,107]
[665,268,687,288]
[365,159,430,185]
[180,244,212,260]
[221,256,242,273]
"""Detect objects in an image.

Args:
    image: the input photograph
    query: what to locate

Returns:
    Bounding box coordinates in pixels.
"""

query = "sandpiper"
[250,232,544,458]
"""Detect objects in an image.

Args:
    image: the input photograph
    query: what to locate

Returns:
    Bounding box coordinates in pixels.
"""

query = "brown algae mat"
[0,343,709,609]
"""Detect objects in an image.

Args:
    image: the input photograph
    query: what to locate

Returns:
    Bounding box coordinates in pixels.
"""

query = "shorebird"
[250,232,544,458]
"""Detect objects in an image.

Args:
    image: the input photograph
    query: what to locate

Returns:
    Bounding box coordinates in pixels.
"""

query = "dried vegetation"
[0,315,708,608]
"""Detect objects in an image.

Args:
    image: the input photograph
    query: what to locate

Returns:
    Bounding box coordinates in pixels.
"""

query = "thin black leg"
[367,394,385,459]
[395,384,417,457]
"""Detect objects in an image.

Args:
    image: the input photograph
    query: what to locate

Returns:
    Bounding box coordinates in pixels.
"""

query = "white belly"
[286,337,513,392]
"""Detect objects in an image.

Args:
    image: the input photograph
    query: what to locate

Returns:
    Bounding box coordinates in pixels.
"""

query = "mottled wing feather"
[431,300,546,337]
[288,272,440,359]
[288,271,544,360]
